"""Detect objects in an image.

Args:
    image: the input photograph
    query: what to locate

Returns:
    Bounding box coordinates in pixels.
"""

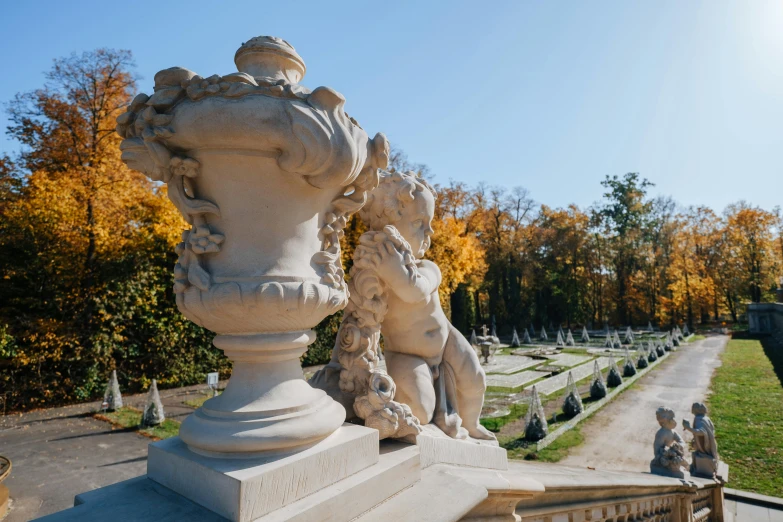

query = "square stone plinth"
[416,426,508,470]
[147,424,379,522]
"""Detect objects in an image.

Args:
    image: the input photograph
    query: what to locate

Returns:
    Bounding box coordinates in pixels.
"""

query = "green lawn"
[708,338,783,497]
[95,407,180,440]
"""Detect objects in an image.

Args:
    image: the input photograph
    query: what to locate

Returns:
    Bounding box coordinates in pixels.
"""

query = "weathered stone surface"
[313,170,494,443]
[683,402,720,479]
[147,425,379,522]
[650,407,688,479]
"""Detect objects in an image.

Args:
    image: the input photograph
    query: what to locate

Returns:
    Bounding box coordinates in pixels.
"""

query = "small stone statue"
[683,402,719,478]
[650,407,689,478]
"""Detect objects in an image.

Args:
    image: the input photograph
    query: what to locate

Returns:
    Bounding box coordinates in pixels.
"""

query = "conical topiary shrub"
[637,349,649,369]
[103,370,123,411]
[613,330,622,349]
[539,326,548,342]
[565,330,575,346]
[522,328,532,344]
[581,326,590,343]
[589,360,607,399]
[511,327,521,348]
[623,347,637,377]
[624,326,634,345]
[141,379,165,427]
[606,357,623,387]
[556,330,565,347]
[525,386,548,441]
[656,342,665,357]
[648,347,658,362]
[564,370,585,416]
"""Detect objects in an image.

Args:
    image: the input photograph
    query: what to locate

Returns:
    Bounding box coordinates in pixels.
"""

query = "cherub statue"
[650,407,689,478]
[683,402,719,478]
[311,170,494,442]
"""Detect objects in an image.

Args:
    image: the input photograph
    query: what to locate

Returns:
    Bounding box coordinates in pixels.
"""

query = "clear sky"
[1,1,780,212]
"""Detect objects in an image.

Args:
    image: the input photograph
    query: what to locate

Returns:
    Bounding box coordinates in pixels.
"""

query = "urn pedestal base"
[148,425,380,522]
[179,330,346,457]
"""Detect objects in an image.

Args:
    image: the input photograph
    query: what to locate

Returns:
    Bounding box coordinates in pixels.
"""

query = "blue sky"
[1,1,780,212]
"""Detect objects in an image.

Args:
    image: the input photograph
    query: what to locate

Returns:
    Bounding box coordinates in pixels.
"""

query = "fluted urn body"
[116,36,388,457]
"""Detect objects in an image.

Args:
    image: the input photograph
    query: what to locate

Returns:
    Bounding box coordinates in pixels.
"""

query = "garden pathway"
[559,335,728,473]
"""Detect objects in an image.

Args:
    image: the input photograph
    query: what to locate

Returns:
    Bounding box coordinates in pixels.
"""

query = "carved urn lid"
[234,36,306,84]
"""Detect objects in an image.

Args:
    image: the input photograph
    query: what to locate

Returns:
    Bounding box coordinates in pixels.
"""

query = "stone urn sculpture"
[116,36,389,457]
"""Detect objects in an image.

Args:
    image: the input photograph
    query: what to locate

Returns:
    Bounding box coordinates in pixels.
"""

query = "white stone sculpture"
[524,385,548,441]
[141,379,165,427]
[581,325,590,343]
[650,407,689,478]
[683,402,719,478]
[116,36,390,456]
[103,370,122,411]
[312,170,494,442]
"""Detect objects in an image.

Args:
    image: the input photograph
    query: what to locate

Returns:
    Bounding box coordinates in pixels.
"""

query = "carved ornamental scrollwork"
[115,38,389,332]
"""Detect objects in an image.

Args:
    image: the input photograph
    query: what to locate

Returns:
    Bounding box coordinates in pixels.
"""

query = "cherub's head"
[360,170,436,259]
[692,402,707,416]
[655,407,677,430]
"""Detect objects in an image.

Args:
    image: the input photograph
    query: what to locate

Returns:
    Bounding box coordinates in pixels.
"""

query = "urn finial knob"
[234,36,306,83]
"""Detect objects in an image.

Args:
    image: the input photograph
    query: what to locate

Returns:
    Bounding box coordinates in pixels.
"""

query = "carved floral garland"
[335,225,422,440]
[116,67,388,296]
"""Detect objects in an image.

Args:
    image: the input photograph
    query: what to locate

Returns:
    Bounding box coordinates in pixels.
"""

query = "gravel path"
[559,335,728,472]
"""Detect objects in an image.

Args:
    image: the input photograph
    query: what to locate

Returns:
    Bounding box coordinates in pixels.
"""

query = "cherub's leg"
[385,351,436,425]
[442,324,496,440]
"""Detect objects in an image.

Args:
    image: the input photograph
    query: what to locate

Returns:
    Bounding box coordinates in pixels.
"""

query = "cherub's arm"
[376,242,439,303]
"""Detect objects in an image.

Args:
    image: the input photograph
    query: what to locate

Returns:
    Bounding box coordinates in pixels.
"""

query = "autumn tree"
[598,173,654,325]
[0,49,226,411]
